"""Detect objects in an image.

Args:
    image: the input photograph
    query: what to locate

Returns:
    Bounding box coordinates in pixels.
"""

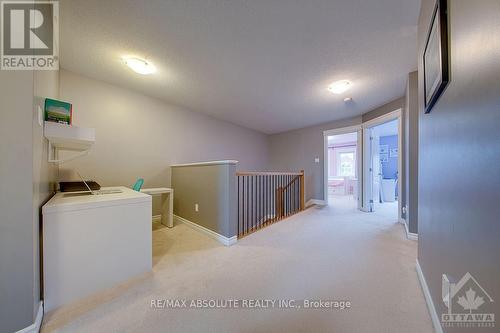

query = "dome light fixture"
[328,80,352,94]
[123,57,156,75]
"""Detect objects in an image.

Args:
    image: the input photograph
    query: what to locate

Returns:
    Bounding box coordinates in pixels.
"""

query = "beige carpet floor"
[42,198,433,333]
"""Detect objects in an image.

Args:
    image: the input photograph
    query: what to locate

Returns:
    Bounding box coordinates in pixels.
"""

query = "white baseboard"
[360,206,371,213]
[416,260,443,333]
[15,301,43,333]
[403,220,418,240]
[306,199,326,207]
[407,232,418,241]
[174,215,237,246]
[152,215,162,224]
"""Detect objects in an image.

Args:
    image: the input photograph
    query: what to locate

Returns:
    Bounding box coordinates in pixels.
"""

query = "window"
[338,152,355,177]
[329,145,357,179]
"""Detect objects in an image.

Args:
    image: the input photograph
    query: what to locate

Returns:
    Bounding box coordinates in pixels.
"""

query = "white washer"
[42,187,152,312]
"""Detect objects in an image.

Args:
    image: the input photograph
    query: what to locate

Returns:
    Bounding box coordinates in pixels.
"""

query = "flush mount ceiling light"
[328,80,352,94]
[123,57,156,75]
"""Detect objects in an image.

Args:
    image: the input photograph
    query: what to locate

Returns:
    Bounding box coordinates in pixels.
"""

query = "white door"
[370,131,381,212]
[356,129,362,210]
[360,110,402,219]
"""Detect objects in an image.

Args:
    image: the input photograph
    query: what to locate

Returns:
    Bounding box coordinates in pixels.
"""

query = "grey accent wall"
[171,163,237,238]
[405,71,418,233]
[58,70,269,188]
[417,1,500,332]
[270,117,361,201]
[269,98,403,202]
[0,69,58,333]
[0,71,35,333]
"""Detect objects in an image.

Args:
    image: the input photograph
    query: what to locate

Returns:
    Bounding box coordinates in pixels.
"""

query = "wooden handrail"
[282,175,300,191]
[236,171,304,176]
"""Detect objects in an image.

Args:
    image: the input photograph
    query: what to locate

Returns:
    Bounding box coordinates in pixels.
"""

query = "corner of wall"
[33,69,60,315]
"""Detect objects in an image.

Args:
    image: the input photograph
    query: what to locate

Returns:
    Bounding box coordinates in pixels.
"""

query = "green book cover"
[44,98,73,125]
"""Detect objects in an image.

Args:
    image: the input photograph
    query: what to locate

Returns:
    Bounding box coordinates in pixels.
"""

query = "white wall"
[58,70,270,188]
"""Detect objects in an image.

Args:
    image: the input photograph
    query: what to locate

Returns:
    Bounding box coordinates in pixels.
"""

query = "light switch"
[314,157,320,163]
[195,203,199,212]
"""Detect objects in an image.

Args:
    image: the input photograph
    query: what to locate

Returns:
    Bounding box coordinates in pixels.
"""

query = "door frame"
[361,109,402,220]
[323,125,362,209]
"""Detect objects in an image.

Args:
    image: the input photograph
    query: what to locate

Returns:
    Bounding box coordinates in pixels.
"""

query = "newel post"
[300,170,305,210]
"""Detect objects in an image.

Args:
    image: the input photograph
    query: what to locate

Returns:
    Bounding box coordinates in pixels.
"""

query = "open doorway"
[324,126,362,210]
[363,118,400,220]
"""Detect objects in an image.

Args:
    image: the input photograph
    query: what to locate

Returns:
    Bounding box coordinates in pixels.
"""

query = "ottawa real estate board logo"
[442,272,495,329]
[1,1,58,70]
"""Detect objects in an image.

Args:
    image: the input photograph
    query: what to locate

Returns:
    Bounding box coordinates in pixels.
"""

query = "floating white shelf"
[44,122,95,164]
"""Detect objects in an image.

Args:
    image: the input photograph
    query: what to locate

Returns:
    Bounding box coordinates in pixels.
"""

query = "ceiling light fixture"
[123,57,156,75]
[328,80,352,94]
[344,97,353,102]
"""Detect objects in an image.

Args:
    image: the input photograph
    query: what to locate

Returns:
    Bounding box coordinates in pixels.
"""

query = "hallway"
[328,194,399,221]
[42,204,432,333]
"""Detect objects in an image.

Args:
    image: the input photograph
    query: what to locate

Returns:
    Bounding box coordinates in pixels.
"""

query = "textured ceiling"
[60,0,419,134]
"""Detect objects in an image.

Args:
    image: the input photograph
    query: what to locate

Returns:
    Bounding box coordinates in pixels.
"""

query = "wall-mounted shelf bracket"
[44,122,95,164]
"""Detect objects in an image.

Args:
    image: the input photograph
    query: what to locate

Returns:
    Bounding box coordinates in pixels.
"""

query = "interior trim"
[174,215,237,246]
[403,219,418,240]
[15,301,43,333]
[416,260,444,333]
[306,199,326,207]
